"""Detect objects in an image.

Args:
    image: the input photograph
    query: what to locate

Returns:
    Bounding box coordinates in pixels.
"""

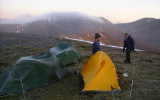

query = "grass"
[0,33,160,100]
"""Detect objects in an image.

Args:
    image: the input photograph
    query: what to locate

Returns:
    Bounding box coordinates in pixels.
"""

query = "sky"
[0,0,160,23]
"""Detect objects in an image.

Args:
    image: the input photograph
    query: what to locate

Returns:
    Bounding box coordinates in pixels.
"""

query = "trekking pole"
[129,60,137,99]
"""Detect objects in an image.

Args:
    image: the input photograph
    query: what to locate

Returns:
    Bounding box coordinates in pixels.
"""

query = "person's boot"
[128,61,131,64]
[124,60,128,63]
[128,59,131,64]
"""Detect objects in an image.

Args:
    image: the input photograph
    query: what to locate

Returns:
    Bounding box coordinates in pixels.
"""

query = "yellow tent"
[80,51,121,93]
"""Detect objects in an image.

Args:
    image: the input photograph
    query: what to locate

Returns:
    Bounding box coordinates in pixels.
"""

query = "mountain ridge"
[116,18,160,50]
[0,12,159,51]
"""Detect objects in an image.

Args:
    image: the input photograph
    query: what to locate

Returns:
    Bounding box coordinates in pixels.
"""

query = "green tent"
[50,41,81,65]
[0,41,81,95]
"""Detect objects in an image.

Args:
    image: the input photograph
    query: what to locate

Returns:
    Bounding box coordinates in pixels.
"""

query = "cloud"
[0,11,105,24]
[32,11,104,23]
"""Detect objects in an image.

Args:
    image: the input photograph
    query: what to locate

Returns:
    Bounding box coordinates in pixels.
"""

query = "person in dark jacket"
[123,33,135,63]
[92,33,101,55]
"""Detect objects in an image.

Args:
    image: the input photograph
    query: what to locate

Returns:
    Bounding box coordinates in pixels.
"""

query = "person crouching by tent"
[92,33,101,55]
[123,33,135,64]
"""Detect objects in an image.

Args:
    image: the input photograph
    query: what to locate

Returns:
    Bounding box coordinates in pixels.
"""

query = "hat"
[95,33,101,39]
[125,33,129,35]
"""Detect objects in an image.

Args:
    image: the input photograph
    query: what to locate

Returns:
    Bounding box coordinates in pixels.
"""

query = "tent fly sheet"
[80,51,121,93]
[0,41,81,95]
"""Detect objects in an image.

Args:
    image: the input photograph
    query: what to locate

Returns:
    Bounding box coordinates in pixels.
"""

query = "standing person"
[92,33,101,55]
[123,33,135,63]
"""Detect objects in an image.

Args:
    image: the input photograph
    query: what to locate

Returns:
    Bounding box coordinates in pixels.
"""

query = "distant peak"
[99,17,113,24]
[134,17,156,23]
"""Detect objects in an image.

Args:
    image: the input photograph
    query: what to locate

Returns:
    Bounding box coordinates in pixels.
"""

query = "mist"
[0,12,105,24]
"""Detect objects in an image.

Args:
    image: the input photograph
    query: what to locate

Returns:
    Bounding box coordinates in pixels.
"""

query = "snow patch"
[65,37,143,51]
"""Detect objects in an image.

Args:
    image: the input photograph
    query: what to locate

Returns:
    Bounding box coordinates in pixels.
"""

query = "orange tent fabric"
[81,51,121,93]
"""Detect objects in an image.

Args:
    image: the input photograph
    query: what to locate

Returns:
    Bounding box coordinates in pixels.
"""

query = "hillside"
[0,12,124,44]
[0,12,156,51]
[0,12,123,37]
[0,33,160,100]
[0,12,158,51]
[61,32,123,46]
[116,18,160,50]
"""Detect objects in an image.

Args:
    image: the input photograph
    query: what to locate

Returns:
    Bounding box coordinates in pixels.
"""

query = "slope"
[0,32,160,100]
[116,18,160,50]
[0,13,158,51]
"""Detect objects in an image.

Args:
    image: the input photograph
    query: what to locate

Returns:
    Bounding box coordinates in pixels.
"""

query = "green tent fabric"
[0,41,81,95]
[50,41,81,65]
